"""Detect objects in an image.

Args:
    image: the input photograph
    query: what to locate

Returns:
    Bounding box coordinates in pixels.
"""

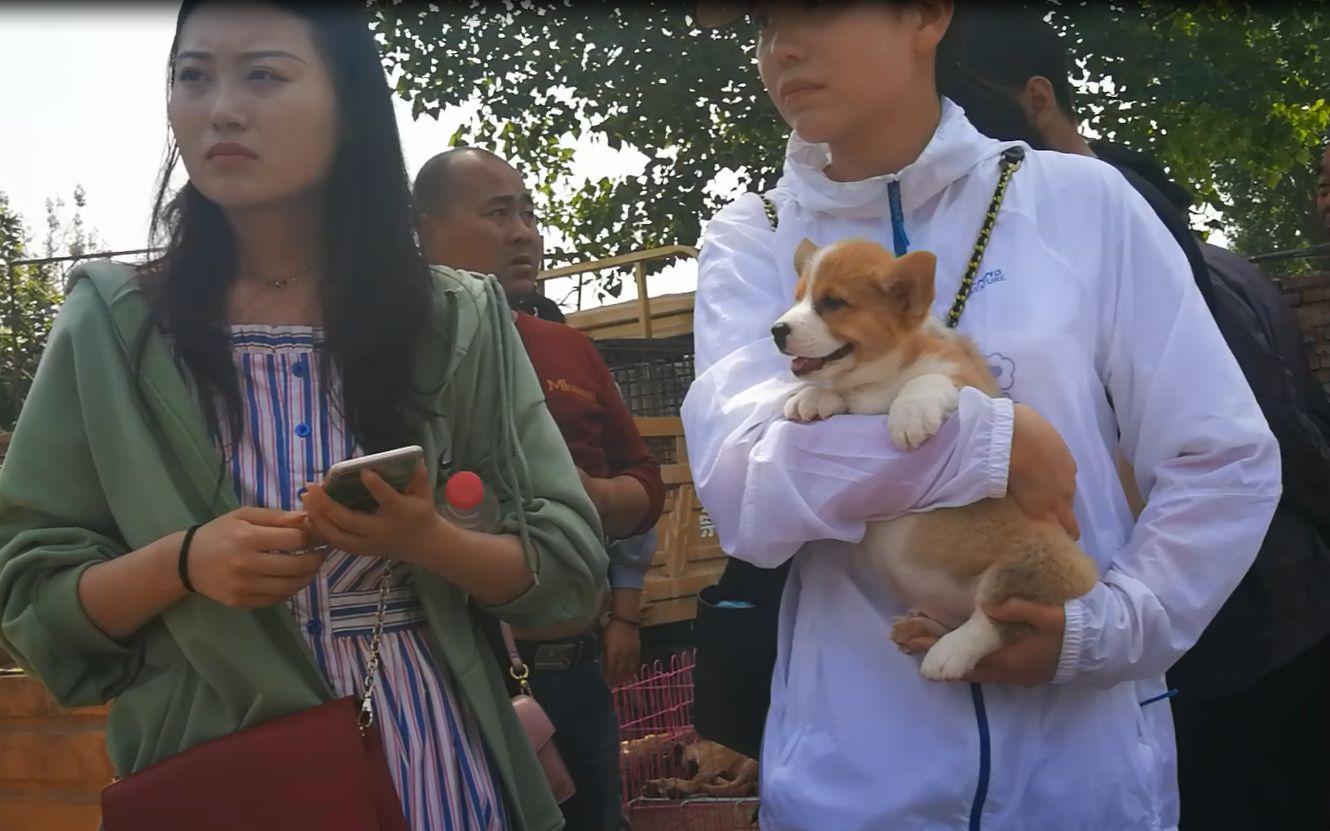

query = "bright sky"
[0,5,700,311]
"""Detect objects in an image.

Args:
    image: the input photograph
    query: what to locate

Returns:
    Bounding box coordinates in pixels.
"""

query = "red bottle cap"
[445,471,485,510]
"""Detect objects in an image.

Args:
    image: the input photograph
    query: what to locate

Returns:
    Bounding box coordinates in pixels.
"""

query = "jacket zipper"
[889,175,992,829]
[968,683,992,830]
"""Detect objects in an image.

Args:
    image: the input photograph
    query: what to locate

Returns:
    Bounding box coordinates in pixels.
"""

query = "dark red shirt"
[513,313,665,537]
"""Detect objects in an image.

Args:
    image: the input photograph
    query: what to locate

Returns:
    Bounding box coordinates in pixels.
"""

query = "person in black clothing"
[936,5,1219,309]
[948,7,1330,829]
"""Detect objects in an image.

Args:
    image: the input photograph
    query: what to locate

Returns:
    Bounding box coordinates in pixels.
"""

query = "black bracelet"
[178,525,202,594]
[608,613,641,629]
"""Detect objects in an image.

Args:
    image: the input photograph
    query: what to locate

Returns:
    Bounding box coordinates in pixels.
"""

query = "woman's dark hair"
[935,2,1055,149]
[142,0,435,455]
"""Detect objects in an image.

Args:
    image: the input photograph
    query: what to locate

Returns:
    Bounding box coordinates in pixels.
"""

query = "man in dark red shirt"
[414,146,665,831]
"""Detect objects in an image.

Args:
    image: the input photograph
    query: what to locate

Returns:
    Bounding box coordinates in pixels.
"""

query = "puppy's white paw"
[919,611,1003,681]
[784,386,848,423]
[920,629,987,682]
[888,377,959,450]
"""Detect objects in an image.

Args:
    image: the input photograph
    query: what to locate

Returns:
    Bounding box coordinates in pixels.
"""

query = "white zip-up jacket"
[680,100,1281,831]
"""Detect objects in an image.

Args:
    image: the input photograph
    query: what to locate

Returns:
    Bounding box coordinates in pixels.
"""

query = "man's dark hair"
[944,3,1077,119]
[412,146,507,217]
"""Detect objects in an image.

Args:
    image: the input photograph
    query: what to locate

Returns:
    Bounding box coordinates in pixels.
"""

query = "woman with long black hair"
[0,3,605,830]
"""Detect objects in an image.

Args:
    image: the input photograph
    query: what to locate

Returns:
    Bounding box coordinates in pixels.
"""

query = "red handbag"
[101,565,409,831]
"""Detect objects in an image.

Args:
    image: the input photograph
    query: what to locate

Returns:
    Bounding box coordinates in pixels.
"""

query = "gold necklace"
[245,264,311,290]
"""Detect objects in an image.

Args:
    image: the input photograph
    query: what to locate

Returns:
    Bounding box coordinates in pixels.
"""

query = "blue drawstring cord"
[888,179,910,256]
[1140,689,1180,707]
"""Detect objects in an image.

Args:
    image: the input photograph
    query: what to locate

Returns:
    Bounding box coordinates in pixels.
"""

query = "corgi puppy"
[771,238,1098,681]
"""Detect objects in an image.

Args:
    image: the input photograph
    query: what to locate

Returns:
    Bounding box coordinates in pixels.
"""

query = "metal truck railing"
[537,244,699,339]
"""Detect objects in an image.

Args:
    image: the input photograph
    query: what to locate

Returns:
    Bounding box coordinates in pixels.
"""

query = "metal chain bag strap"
[101,561,410,831]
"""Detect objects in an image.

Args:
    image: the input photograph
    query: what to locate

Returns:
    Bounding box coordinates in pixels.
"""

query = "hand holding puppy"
[901,598,1065,687]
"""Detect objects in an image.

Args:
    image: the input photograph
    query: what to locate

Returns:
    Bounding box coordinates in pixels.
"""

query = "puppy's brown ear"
[793,238,819,275]
[879,250,938,319]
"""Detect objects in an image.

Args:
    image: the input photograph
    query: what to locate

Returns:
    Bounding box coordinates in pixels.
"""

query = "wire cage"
[595,334,695,419]
[615,651,760,831]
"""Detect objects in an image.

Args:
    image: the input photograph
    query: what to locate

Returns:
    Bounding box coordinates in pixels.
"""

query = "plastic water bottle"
[440,470,500,533]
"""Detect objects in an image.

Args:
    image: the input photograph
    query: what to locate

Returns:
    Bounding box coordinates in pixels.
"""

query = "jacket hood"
[775,98,1014,220]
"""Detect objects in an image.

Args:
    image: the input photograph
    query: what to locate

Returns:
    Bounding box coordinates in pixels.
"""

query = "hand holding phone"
[322,446,425,511]
[301,447,444,565]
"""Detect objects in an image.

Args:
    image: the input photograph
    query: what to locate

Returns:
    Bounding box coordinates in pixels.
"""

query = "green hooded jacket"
[0,260,610,831]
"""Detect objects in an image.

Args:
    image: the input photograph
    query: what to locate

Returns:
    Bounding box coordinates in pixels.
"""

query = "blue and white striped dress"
[213,325,508,831]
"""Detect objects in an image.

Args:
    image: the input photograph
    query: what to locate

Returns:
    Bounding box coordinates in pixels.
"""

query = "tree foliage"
[375,0,1329,274]
[377,0,782,270]
[1055,1,1329,257]
[44,184,101,260]
[0,188,96,429]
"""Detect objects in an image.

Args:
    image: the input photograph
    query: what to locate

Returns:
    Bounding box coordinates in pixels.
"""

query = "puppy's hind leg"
[919,608,1004,681]
[919,532,1099,682]
[976,530,1099,618]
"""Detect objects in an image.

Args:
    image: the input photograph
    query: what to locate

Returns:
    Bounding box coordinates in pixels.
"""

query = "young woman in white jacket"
[682,2,1282,829]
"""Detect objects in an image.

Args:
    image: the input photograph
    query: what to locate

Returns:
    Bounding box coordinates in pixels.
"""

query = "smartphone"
[323,445,425,511]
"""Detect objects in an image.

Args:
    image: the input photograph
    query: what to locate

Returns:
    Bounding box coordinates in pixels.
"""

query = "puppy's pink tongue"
[791,356,824,376]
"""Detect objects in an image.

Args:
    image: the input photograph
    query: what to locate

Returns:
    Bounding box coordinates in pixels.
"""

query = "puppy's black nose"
[771,322,790,351]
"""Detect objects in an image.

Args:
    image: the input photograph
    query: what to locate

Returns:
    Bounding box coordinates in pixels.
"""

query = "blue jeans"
[527,654,625,831]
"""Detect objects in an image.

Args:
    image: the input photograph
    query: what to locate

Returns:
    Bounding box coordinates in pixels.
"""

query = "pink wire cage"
[613,650,760,831]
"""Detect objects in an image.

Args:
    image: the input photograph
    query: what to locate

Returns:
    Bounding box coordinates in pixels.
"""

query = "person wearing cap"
[681,2,1280,829]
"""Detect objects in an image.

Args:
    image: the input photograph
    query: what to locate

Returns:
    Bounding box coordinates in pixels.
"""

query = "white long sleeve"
[1054,173,1282,687]
[694,101,1279,828]
[682,194,1014,568]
